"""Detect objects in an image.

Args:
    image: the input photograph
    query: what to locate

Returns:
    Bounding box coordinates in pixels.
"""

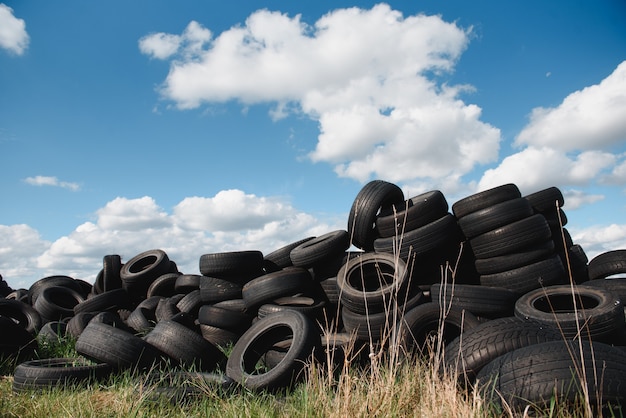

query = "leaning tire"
[226,310,321,392]
[12,358,112,392]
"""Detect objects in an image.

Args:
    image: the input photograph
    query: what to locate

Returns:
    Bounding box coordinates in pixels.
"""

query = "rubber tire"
[474,239,555,275]
[347,180,405,251]
[34,285,85,322]
[120,249,171,303]
[375,190,449,238]
[226,310,321,392]
[514,284,625,342]
[199,251,264,279]
[479,254,567,295]
[587,250,626,280]
[336,252,409,315]
[76,321,160,371]
[289,230,350,268]
[476,340,626,412]
[523,186,564,212]
[199,276,243,303]
[73,288,131,315]
[263,237,316,270]
[397,302,481,354]
[457,197,533,239]
[242,267,312,310]
[12,358,112,392]
[28,275,82,307]
[451,184,520,219]
[0,298,42,334]
[442,316,563,385]
[197,305,252,331]
[146,273,180,298]
[469,214,552,259]
[144,319,225,371]
[430,283,518,319]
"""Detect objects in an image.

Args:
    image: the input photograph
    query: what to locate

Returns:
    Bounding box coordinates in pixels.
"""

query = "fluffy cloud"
[515,61,626,151]
[570,224,626,261]
[141,4,501,185]
[562,189,604,210]
[1,190,342,288]
[0,4,29,55]
[24,175,80,191]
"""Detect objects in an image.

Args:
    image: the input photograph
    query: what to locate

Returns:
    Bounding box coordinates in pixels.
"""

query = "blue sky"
[1,1,625,289]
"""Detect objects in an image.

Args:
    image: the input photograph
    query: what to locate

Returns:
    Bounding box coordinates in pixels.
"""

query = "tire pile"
[2,181,626,412]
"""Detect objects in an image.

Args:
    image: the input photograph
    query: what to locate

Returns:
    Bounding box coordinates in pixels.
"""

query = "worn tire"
[12,358,112,392]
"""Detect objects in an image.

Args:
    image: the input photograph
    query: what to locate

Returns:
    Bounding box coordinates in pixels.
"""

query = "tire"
[337,252,410,315]
[199,324,242,348]
[0,298,42,334]
[373,214,462,260]
[479,255,567,295]
[144,319,225,371]
[146,273,180,298]
[175,289,203,316]
[257,297,326,321]
[587,250,626,280]
[66,312,96,338]
[451,184,520,219]
[199,276,243,303]
[28,275,82,307]
[397,302,481,354]
[476,340,626,412]
[120,249,171,303]
[199,251,264,280]
[174,274,202,294]
[37,321,67,343]
[375,190,449,238]
[242,267,312,309]
[523,186,564,213]
[581,278,626,305]
[347,180,405,251]
[12,358,112,392]
[474,239,555,275]
[73,288,131,315]
[457,198,533,239]
[101,254,122,293]
[0,316,38,360]
[442,316,562,385]
[197,305,252,331]
[430,283,518,319]
[514,284,625,342]
[76,321,160,371]
[289,230,350,268]
[226,310,321,392]
[34,285,85,322]
[264,237,316,270]
[469,214,552,259]
[563,244,589,284]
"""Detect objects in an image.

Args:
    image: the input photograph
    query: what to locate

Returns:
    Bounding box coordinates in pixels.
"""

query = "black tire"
[257,297,326,321]
[73,288,131,315]
[451,184,520,219]
[347,180,405,251]
[0,315,38,360]
[12,358,112,392]
[174,274,202,294]
[563,244,589,284]
[397,302,481,354]
[155,297,181,322]
[289,230,350,268]
[581,278,626,305]
[320,277,340,305]
[523,186,564,213]
[34,285,85,322]
[66,312,96,338]
[175,289,203,316]
[514,284,625,342]
[37,321,67,343]
[375,190,449,238]
[264,237,316,270]
[126,307,158,335]
[442,316,562,385]
[146,273,180,298]
[226,310,321,392]
[120,249,171,303]
[197,305,252,331]
[199,324,241,348]
[336,252,409,315]
[101,254,123,292]
[469,214,552,259]
[476,340,626,412]
[373,214,462,260]
[587,250,626,280]
[144,319,225,371]
[457,198,533,239]
[430,283,518,319]
[199,251,264,280]
[28,275,82,307]
[479,255,567,295]
[242,268,312,309]
[199,276,243,303]
[0,298,42,334]
[474,239,555,275]
[76,321,160,371]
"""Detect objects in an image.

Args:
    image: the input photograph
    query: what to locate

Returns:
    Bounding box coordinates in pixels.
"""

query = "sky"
[1,1,625,290]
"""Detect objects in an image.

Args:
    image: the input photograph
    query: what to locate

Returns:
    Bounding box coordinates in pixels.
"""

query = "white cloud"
[570,224,626,261]
[143,4,501,185]
[24,175,80,191]
[515,61,626,151]
[478,147,615,195]
[0,190,343,289]
[0,4,29,55]
[562,189,604,210]
[139,32,181,60]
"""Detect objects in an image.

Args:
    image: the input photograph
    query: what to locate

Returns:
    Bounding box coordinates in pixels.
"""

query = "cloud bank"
[0,4,29,55]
